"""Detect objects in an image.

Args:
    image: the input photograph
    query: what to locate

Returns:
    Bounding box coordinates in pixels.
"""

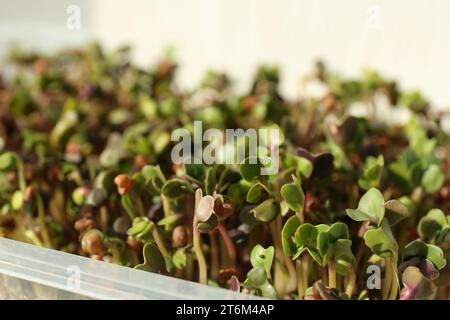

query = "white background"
[1,0,450,109]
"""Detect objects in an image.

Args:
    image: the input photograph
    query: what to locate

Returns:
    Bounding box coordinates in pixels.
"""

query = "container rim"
[0,237,257,300]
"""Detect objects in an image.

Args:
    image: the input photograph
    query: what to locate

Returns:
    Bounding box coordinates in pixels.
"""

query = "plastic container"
[0,237,255,300]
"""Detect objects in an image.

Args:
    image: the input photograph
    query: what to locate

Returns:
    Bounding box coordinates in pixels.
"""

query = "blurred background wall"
[1,0,449,108]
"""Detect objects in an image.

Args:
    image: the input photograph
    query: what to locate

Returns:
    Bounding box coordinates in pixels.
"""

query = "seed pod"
[172,225,189,248]
[157,61,176,78]
[23,186,36,203]
[242,95,257,112]
[126,236,142,252]
[113,216,131,235]
[321,92,337,111]
[440,185,450,201]
[133,155,148,170]
[114,174,134,195]
[86,188,107,207]
[6,171,17,183]
[72,187,90,206]
[81,229,106,255]
[75,216,97,234]
[65,140,82,163]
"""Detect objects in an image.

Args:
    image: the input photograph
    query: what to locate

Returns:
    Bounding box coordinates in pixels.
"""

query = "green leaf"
[418,218,441,240]
[184,163,206,183]
[95,170,116,190]
[0,172,12,193]
[250,244,274,277]
[141,165,166,193]
[197,213,219,233]
[426,208,447,228]
[121,194,137,220]
[246,182,269,204]
[437,226,450,245]
[384,199,409,226]
[283,154,313,179]
[421,164,444,194]
[297,157,313,179]
[363,218,398,258]
[50,109,78,150]
[139,95,158,120]
[292,247,308,261]
[226,182,247,208]
[308,249,323,265]
[239,157,263,181]
[259,282,277,299]
[247,267,267,287]
[335,239,356,275]
[328,222,349,241]
[160,97,181,117]
[161,179,192,198]
[401,266,436,300]
[251,199,279,222]
[280,200,289,217]
[281,215,301,256]
[406,117,435,157]
[204,167,217,195]
[280,182,304,213]
[403,240,446,270]
[0,152,15,171]
[163,256,175,273]
[294,223,318,248]
[388,161,413,192]
[11,190,24,211]
[358,155,384,190]
[345,209,372,223]
[317,231,330,259]
[315,223,352,267]
[346,188,385,225]
[127,217,154,242]
[151,131,171,155]
[426,245,447,270]
[315,224,330,234]
[157,214,184,232]
[173,249,187,269]
[400,91,429,113]
[135,243,166,273]
[418,209,447,240]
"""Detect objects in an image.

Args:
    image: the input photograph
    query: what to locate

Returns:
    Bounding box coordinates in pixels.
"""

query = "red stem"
[218,223,236,266]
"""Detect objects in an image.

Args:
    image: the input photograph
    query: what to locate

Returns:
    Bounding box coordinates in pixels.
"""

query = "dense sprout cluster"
[0,43,449,300]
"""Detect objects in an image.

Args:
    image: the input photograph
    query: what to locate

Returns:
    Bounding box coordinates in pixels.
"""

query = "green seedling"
[0,43,449,300]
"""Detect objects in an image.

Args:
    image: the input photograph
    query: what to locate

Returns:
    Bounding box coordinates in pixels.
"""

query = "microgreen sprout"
[0,43,449,300]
